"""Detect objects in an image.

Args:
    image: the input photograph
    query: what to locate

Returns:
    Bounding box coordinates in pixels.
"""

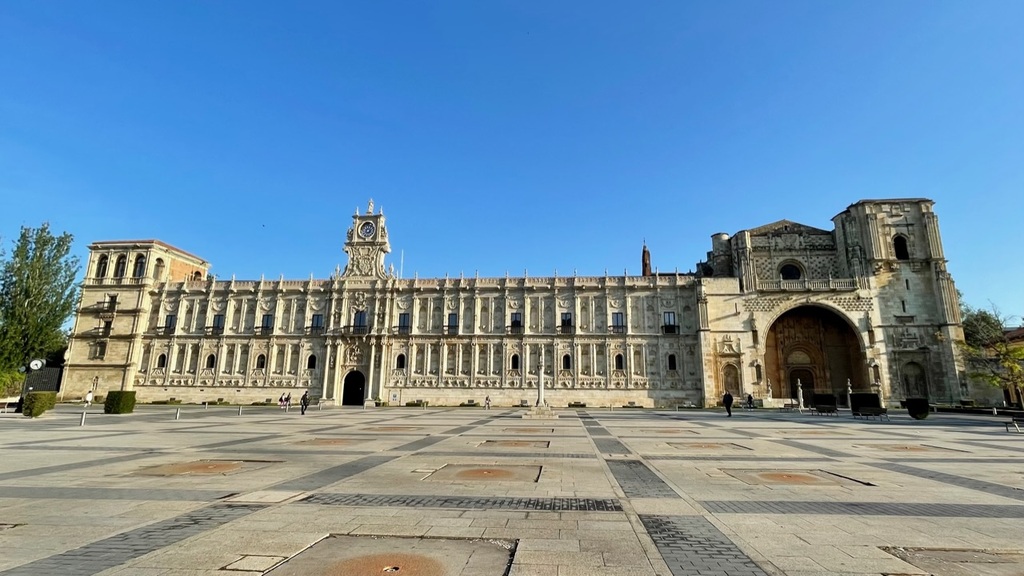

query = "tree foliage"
[958,299,1024,395]
[0,224,80,372]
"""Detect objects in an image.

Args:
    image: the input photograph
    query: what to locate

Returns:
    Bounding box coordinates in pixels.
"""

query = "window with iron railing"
[210,314,225,335]
[445,313,459,335]
[662,311,678,334]
[508,312,523,334]
[308,313,325,335]
[163,314,177,335]
[351,310,368,334]
[559,312,574,334]
[258,314,274,336]
[611,312,625,334]
[397,312,411,334]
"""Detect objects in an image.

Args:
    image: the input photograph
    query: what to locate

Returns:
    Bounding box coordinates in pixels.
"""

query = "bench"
[780,403,799,411]
[1,401,18,414]
[1006,416,1024,433]
[853,407,890,421]
[813,404,838,416]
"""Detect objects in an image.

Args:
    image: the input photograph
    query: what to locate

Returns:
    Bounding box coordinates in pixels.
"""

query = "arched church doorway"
[342,371,366,406]
[765,306,863,407]
[901,362,928,399]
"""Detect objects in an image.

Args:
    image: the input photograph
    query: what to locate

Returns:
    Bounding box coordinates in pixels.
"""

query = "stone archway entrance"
[342,371,366,406]
[765,306,863,407]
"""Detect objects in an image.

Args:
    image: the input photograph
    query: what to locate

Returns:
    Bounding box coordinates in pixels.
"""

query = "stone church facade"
[63,198,966,408]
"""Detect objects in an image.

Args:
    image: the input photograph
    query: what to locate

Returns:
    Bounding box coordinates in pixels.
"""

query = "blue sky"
[1,1,1021,316]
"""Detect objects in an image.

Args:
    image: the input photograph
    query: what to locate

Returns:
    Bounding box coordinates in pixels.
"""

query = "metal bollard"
[237,405,242,416]
[80,411,87,426]
[286,404,290,413]
[992,407,998,415]
[175,408,180,420]
[318,402,323,411]
[204,402,208,409]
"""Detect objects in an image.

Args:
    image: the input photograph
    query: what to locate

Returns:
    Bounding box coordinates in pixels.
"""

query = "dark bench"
[568,402,587,408]
[1007,416,1023,433]
[780,403,799,411]
[850,392,889,421]
[812,394,837,416]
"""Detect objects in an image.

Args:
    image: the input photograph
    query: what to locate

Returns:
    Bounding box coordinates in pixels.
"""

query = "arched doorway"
[765,306,863,407]
[342,371,366,406]
[722,364,740,395]
[901,362,928,399]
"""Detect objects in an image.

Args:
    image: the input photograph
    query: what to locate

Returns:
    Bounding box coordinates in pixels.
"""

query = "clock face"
[29,359,44,370]
[359,222,376,238]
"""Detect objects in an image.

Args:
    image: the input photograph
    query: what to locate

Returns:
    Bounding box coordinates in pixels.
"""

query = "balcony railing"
[756,277,859,292]
[609,325,626,334]
[662,324,679,335]
[207,326,225,336]
[507,325,524,335]
[444,326,460,336]
[307,325,325,336]
[558,324,575,335]
[395,325,412,335]
[155,326,176,336]
[343,325,369,336]
[256,326,274,336]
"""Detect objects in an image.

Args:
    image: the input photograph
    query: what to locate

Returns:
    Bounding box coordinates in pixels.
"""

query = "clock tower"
[342,199,391,279]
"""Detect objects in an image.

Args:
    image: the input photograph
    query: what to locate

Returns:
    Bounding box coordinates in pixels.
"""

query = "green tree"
[0,224,80,372]
[958,300,1024,404]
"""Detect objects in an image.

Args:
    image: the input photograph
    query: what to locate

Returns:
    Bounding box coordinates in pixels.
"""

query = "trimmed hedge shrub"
[104,390,137,414]
[905,397,930,420]
[22,391,57,417]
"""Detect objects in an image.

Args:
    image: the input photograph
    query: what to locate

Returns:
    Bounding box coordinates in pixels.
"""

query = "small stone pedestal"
[522,405,558,419]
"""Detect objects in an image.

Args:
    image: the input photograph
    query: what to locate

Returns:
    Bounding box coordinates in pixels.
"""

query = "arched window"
[614,354,624,370]
[893,235,910,260]
[157,353,167,368]
[307,355,318,370]
[192,271,203,281]
[668,354,677,371]
[396,354,406,369]
[153,258,165,280]
[256,354,267,369]
[511,354,520,370]
[562,354,572,370]
[113,255,127,278]
[779,263,802,280]
[96,255,109,278]
[132,254,147,278]
[205,354,216,369]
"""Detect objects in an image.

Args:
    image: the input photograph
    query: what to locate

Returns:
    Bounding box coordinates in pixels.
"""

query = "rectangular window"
[311,313,324,328]
[611,312,625,334]
[213,314,225,328]
[446,313,458,335]
[164,314,176,334]
[261,314,274,328]
[398,312,411,334]
[663,311,678,334]
[561,312,572,326]
[352,310,367,334]
[102,320,112,336]
[92,341,107,360]
[509,312,523,334]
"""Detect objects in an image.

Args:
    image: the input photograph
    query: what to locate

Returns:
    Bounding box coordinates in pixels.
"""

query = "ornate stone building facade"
[64,198,966,408]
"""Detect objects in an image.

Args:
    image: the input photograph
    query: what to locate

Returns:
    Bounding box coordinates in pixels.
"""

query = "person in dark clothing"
[746,394,754,410]
[300,391,310,415]
[723,392,734,417]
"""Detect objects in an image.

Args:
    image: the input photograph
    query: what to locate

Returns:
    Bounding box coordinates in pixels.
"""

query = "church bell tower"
[342,199,391,278]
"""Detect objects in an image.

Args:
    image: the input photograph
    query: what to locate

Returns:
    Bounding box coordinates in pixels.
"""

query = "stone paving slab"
[4,406,1024,575]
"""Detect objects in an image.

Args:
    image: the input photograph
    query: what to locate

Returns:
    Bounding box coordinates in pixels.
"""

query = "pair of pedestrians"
[722,392,755,416]
[279,392,311,414]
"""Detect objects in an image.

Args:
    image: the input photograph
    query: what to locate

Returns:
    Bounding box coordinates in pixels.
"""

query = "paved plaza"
[0,404,1022,575]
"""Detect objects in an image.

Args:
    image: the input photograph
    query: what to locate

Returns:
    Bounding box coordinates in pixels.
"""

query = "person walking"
[284,393,292,410]
[278,393,286,409]
[300,391,310,415]
[484,395,491,410]
[746,394,754,410]
[723,391,734,417]
[84,390,93,408]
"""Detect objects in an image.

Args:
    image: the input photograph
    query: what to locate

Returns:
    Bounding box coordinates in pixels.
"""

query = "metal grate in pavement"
[0,503,263,576]
[606,460,678,498]
[301,493,623,511]
[639,515,768,576]
[702,500,1024,518]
